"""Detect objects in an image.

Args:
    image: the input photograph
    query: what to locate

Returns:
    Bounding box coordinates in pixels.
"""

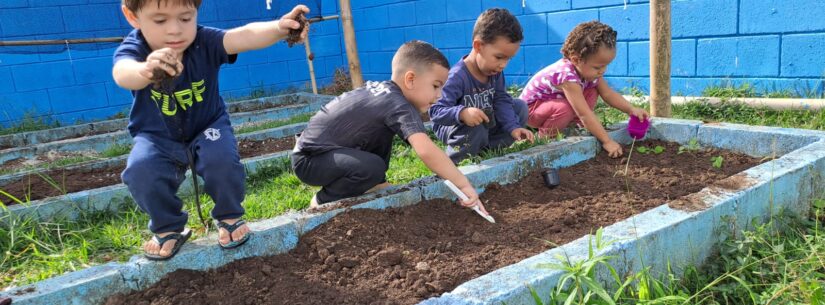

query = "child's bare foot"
[217,218,251,249]
[143,228,191,260]
[365,182,392,194]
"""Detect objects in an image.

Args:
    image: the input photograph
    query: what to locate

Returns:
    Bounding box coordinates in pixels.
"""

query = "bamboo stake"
[338,0,364,89]
[650,0,672,117]
[304,34,318,94]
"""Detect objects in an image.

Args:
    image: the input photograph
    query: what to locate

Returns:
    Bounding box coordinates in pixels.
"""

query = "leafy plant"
[636,145,665,155]
[711,156,724,168]
[678,138,701,154]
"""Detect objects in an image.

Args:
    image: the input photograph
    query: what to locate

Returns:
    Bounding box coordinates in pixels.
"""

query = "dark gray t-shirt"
[294,80,427,163]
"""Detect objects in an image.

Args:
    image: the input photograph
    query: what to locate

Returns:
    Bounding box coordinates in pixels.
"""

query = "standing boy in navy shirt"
[429,8,534,164]
[113,0,309,260]
[293,40,490,215]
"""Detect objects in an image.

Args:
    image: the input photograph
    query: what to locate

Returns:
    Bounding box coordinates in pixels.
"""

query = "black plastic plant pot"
[542,168,560,189]
[482,107,497,129]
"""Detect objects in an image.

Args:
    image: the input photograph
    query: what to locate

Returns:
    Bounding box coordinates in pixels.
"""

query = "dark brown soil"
[238,136,294,159]
[226,97,303,113]
[103,140,761,305]
[0,137,295,204]
[286,13,308,47]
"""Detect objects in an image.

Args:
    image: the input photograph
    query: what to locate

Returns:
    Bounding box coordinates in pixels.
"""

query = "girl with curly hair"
[519,21,648,158]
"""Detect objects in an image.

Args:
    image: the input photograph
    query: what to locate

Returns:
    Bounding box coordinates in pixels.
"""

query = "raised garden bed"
[104,140,760,304]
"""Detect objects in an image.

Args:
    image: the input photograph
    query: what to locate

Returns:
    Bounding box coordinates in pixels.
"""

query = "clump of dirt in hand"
[286,13,308,47]
[150,67,176,93]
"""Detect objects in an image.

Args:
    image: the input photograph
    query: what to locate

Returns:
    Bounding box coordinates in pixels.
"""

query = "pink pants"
[527,87,599,138]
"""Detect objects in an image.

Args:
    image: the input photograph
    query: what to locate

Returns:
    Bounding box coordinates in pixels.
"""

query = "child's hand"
[140,48,183,81]
[277,5,310,38]
[459,107,490,127]
[458,184,489,215]
[629,107,649,121]
[510,128,535,142]
[603,140,623,158]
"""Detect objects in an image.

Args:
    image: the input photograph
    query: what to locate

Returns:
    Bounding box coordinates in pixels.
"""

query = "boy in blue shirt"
[113,0,308,260]
[293,40,489,215]
[429,8,535,164]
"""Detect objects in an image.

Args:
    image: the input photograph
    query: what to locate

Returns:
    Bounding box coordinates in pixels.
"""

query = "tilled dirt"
[104,140,761,305]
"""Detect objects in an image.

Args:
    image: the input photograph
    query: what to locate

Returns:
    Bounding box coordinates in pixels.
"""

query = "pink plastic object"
[627,115,650,140]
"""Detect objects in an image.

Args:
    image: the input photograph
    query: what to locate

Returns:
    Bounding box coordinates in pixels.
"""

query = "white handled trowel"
[443,180,495,223]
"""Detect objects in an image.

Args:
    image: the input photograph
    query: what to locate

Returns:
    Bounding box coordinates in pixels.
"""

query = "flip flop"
[216,219,251,249]
[144,228,192,261]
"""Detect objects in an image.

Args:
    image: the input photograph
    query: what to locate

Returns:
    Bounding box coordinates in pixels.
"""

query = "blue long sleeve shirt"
[428,56,520,133]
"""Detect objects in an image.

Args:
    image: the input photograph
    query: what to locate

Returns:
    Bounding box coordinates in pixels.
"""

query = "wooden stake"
[304,34,318,94]
[339,0,364,89]
[650,0,672,117]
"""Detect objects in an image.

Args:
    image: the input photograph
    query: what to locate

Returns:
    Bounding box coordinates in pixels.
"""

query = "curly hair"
[561,21,617,60]
[472,8,523,44]
[122,0,202,13]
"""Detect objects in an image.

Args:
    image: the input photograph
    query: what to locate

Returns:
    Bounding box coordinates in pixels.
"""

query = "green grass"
[701,81,824,99]
[0,113,60,137]
[0,130,552,289]
[0,203,148,289]
[235,113,313,134]
[101,143,132,158]
[593,90,825,131]
[531,200,825,305]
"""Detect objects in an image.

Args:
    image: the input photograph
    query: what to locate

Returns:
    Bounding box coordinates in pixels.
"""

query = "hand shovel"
[444,180,495,223]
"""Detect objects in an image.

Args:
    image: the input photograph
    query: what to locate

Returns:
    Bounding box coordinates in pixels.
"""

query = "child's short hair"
[561,21,617,60]
[472,8,523,44]
[392,40,450,76]
[122,0,202,13]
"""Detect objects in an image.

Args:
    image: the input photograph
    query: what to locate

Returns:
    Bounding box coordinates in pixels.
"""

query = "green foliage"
[678,139,701,154]
[636,145,665,155]
[710,156,724,169]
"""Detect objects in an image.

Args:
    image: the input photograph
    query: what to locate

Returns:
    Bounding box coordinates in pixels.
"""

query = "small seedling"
[678,138,701,154]
[636,145,665,155]
[653,145,665,154]
[711,155,724,168]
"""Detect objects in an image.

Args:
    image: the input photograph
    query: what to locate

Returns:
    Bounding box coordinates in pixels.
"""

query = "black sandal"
[144,228,192,261]
[216,219,251,249]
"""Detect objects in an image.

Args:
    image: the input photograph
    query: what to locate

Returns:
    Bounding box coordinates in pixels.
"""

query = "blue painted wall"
[350,0,825,97]
[1,0,825,127]
[0,0,343,127]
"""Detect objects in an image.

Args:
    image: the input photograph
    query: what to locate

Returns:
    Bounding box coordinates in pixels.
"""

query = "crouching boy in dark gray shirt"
[292,40,490,215]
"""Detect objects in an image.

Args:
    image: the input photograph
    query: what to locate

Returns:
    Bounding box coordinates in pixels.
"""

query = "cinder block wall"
[1,0,824,127]
[0,0,342,126]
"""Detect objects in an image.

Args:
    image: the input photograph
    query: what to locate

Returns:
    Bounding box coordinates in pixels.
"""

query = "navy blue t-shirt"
[113,26,237,142]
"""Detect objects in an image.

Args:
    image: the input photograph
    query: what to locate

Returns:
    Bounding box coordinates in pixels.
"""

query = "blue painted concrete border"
[0,93,332,149]
[0,93,331,166]
[0,122,308,224]
[4,118,825,305]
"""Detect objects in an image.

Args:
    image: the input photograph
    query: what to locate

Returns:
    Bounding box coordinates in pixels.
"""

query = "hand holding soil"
[141,48,183,83]
[281,5,310,47]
